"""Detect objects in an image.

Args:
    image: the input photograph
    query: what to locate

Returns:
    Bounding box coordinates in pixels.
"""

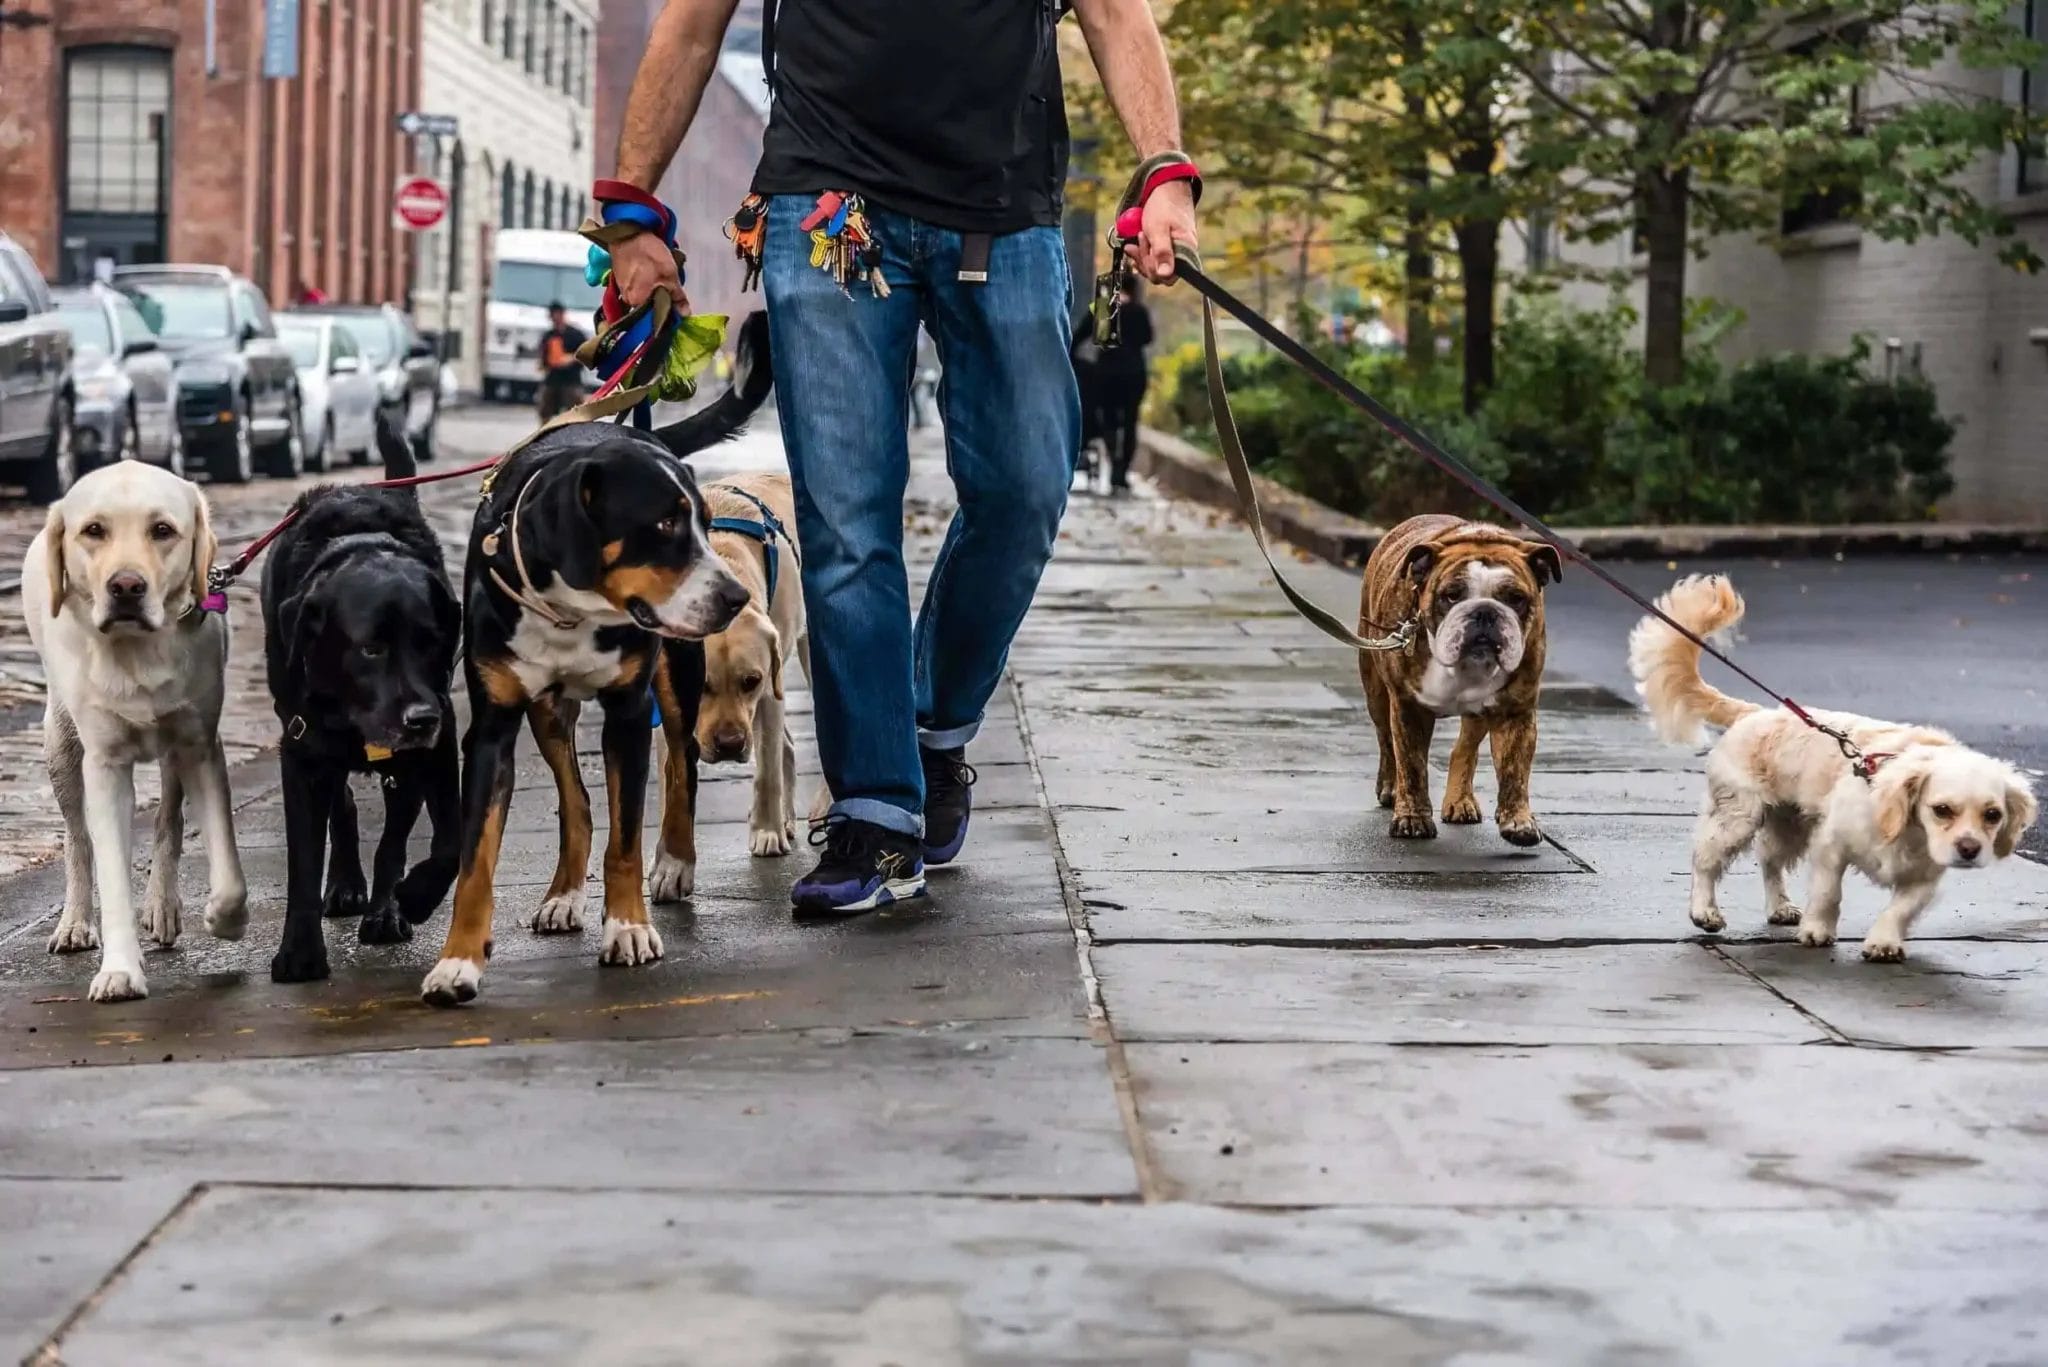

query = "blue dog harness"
[708,486,795,604]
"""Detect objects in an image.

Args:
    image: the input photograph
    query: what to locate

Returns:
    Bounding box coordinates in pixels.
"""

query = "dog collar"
[483,471,584,631]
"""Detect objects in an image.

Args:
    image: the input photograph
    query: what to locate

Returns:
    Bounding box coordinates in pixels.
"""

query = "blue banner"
[263,0,300,79]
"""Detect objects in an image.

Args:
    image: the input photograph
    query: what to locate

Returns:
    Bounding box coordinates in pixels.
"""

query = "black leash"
[1099,152,1873,773]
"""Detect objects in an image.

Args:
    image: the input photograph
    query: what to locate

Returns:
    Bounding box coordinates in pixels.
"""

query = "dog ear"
[282,587,329,701]
[1522,540,1563,587]
[1874,755,1931,846]
[522,458,604,591]
[42,507,66,619]
[1403,543,1436,585]
[189,492,217,609]
[1997,772,2039,859]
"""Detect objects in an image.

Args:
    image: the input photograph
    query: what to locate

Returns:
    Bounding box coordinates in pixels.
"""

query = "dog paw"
[1376,786,1395,810]
[47,917,99,954]
[1768,901,1804,927]
[270,939,331,984]
[525,891,585,935]
[599,919,665,967]
[1797,920,1837,948]
[420,957,482,1007]
[749,823,794,857]
[1861,935,1907,963]
[1388,813,1437,840]
[322,883,368,921]
[141,888,182,948]
[1441,794,1484,825]
[1497,816,1543,848]
[357,901,413,946]
[647,851,695,903]
[88,963,147,1003]
[205,890,248,942]
[1689,906,1727,934]
[394,859,454,924]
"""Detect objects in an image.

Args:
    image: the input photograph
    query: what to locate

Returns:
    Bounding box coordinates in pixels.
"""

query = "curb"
[1134,427,2048,563]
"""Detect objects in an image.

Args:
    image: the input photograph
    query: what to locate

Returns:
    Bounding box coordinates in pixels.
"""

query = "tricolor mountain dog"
[262,417,463,984]
[420,312,770,1007]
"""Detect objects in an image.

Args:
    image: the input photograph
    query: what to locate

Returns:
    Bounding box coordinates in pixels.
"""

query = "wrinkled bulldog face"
[1405,534,1560,716]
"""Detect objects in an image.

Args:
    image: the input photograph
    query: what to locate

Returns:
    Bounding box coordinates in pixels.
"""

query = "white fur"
[599,918,664,966]
[23,464,247,1003]
[1630,577,2037,962]
[526,889,585,934]
[647,849,695,902]
[1416,560,1526,716]
[421,956,483,1005]
[506,611,637,702]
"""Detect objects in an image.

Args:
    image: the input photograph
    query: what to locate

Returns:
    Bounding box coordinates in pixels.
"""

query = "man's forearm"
[1073,0,1182,160]
[614,0,742,190]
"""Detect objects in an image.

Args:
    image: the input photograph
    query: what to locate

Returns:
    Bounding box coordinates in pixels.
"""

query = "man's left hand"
[1126,181,1198,285]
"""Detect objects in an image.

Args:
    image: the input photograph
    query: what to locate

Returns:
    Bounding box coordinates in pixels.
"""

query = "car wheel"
[27,396,78,505]
[306,414,333,475]
[211,397,256,484]
[267,396,306,479]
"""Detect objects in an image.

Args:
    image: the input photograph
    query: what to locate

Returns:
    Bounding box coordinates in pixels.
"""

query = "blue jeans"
[762,196,1078,837]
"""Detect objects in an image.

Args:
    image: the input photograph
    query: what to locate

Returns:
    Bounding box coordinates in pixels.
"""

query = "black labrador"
[263,417,462,983]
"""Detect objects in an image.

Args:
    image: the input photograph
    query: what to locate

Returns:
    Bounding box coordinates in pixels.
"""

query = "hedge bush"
[1150,300,1955,526]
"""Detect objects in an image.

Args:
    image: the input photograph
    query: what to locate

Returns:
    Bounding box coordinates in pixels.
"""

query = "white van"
[484,229,603,403]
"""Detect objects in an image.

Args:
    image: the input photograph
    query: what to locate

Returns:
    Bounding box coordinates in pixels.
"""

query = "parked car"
[51,284,183,477]
[0,231,78,503]
[295,303,439,461]
[276,313,379,471]
[113,265,304,483]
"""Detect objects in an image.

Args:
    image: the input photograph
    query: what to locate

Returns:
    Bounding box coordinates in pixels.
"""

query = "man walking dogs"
[607,0,1196,913]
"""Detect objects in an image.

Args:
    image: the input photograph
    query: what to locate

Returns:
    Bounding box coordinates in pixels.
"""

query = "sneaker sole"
[792,873,929,917]
[923,815,970,867]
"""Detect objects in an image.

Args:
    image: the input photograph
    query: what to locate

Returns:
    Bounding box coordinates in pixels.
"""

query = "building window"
[501,161,516,225]
[2021,0,2048,193]
[522,170,535,227]
[574,24,587,100]
[524,0,537,73]
[61,46,171,281]
[482,0,494,44]
[1780,29,1866,234]
[501,0,515,60]
[543,2,557,86]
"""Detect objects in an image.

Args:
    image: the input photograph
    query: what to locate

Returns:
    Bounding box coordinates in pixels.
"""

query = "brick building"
[0,0,421,306]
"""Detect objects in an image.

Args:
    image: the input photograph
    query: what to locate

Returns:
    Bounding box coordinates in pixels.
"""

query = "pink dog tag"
[200,591,228,614]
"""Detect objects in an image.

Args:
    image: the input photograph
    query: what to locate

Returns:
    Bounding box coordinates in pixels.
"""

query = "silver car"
[51,284,183,475]
[277,314,379,471]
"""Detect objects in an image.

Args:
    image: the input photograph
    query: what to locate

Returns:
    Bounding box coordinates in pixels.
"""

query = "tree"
[1516,0,2047,386]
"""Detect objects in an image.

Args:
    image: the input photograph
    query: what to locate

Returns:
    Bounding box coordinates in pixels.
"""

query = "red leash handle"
[1112,157,1202,242]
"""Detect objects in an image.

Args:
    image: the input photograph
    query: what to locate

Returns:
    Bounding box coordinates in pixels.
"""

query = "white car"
[277,314,379,470]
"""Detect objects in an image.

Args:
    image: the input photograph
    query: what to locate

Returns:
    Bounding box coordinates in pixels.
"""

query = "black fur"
[261,414,462,983]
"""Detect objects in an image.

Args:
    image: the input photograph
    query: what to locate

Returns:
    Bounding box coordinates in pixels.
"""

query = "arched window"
[521,170,535,228]
[500,161,516,226]
[61,45,171,279]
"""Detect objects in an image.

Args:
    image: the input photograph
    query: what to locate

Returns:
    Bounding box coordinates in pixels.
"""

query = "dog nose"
[1955,836,1984,861]
[710,725,748,758]
[400,703,440,736]
[108,571,147,602]
[716,578,751,617]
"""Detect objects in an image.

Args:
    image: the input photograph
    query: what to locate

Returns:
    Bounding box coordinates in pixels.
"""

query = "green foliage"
[1155,301,1956,526]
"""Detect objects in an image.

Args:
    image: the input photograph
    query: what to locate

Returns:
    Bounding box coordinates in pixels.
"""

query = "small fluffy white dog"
[23,463,248,1002]
[1629,575,2035,962]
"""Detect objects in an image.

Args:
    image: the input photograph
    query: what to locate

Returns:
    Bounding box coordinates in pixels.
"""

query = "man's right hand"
[609,230,688,311]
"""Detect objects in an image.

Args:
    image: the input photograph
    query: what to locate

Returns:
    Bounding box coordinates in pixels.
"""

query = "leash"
[1103,154,1879,778]
[708,485,798,604]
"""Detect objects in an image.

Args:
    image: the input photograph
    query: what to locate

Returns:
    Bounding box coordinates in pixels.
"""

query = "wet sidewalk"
[6,406,2048,1363]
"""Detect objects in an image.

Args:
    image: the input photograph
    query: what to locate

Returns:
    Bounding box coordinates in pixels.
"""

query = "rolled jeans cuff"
[917,720,980,751]
[831,797,923,839]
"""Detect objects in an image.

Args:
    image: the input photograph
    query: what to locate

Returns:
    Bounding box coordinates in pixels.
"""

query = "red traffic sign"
[393,176,449,231]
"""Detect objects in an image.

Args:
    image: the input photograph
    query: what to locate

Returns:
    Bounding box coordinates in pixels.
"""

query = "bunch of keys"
[801,192,891,298]
[725,193,767,293]
[1091,244,1135,348]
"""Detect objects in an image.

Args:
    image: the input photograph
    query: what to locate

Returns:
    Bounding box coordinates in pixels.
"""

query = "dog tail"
[374,411,418,485]
[653,310,774,460]
[1627,574,1760,745]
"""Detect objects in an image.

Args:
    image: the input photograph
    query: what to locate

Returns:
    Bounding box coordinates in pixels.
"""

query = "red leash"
[205,335,655,605]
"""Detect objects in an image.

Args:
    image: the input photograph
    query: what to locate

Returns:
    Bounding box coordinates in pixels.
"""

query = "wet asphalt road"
[1540,551,2048,857]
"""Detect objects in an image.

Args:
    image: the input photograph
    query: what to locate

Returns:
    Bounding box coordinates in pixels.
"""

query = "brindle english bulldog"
[1358,514,1562,846]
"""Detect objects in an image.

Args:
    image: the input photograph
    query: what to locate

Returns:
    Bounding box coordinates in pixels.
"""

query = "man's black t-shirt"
[542,323,588,383]
[752,0,1069,234]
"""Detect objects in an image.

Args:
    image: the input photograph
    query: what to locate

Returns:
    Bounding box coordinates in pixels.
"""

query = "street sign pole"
[440,135,462,372]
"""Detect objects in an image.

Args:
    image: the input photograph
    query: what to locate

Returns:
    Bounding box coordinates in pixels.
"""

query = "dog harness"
[708,486,798,605]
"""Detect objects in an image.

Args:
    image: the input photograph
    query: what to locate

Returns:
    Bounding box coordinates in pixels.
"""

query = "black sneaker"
[792,816,927,915]
[921,745,978,865]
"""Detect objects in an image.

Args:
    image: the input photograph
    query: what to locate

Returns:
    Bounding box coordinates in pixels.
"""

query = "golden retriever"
[23,462,248,1002]
[697,474,812,855]
[1629,574,2035,962]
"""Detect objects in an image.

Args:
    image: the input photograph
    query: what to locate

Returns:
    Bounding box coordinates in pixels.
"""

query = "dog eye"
[655,516,681,538]
[741,673,763,693]
[1931,803,1955,820]
[1985,807,2004,825]
[81,521,106,540]
[150,522,176,542]
[1499,589,1528,611]
[1438,585,1465,603]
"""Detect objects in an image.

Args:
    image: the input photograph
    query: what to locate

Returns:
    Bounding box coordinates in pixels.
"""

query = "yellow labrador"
[697,474,813,855]
[23,463,248,1002]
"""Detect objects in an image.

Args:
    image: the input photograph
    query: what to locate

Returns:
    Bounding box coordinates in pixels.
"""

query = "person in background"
[294,280,329,306]
[537,301,589,421]
[1069,315,1105,484]
[1094,278,1153,492]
